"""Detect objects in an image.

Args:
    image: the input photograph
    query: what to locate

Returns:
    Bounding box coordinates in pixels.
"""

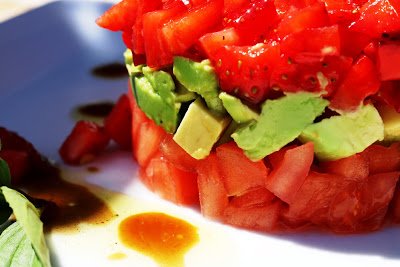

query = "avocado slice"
[232,92,329,161]
[377,104,400,142]
[173,99,231,159]
[300,104,384,161]
[219,92,259,123]
[173,56,225,114]
[132,68,180,133]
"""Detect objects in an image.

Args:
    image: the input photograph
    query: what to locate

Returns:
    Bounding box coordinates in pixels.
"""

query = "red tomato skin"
[377,81,400,112]
[0,150,30,185]
[59,121,110,165]
[362,143,400,174]
[339,26,372,58]
[276,3,330,39]
[223,0,248,14]
[329,55,381,111]
[139,153,199,205]
[197,154,229,220]
[142,3,187,68]
[199,27,241,58]
[265,142,314,204]
[96,0,139,31]
[216,142,270,196]
[212,42,281,104]
[390,183,400,223]
[223,186,280,229]
[224,0,280,44]
[104,94,132,150]
[378,42,400,81]
[319,153,369,182]
[159,134,199,172]
[161,0,224,56]
[350,0,400,38]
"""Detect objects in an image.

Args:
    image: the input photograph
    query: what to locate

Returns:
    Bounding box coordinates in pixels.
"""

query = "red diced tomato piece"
[320,153,369,182]
[266,145,297,169]
[224,0,279,44]
[361,143,400,174]
[197,154,229,219]
[0,150,30,185]
[212,42,280,104]
[350,0,400,38]
[140,153,199,205]
[223,0,248,14]
[339,26,372,58]
[161,0,224,55]
[142,3,187,68]
[216,142,269,196]
[390,183,400,223]
[199,27,241,58]
[274,0,318,16]
[378,42,400,81]
[377,81,400,112]
[330,55,380,111]
[265,143,314,204]
[276,3,330,39]
[280,25,341,58]
[324,0,367,24]
[96,0,139,31]
[159,134,198,172]
[104,94,132,150]
[131,0,163,55]
[59,121,110,165]
[223,188,283,232]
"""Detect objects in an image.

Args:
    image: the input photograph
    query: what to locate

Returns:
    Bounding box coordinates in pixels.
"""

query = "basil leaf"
[0,158,11,187]
[0,222,42,267]
[1,187,51,267]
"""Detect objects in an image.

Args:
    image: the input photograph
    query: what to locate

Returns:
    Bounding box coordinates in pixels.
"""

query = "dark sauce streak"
[91,62,127,79]
[19,168,115,232]
[75,102,115,119]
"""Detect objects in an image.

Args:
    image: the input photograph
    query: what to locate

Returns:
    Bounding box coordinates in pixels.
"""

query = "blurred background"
[0,0,118,23]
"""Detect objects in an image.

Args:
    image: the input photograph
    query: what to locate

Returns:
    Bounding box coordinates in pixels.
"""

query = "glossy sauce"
[118,212,199,267]
[19,169,115,232]
[91,62,127,79]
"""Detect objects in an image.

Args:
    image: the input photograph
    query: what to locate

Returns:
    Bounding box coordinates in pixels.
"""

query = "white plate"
[0,1,399,267]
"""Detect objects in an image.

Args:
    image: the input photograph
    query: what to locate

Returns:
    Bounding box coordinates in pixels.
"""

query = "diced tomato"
[104,94,132,150]
[139,153,199,205]
[324,0,367,24]
[377,42,400,81]
[265,143,314,204]
[96,0,139,31]
[377,80,400,112]
[122,30,134,51]
[216,142,269,196]
[276,3,330,39]
[223,187,283,231]
[223,0,248,14]
[212,42,281,104]
[350,0,400,38]
[266,144,297,169]
[131,0,163,55]
[199,27,241,58]
[390,183,400,223]
[197,154,229,219]
[142,3,187,68]
[159,134,199,172]
[224,0,279,44]
[280,25,341,59]
[161,0,224,56]
[59,121,110,165]
[270,54,353,95]
[361,143,400,174]
[274,0,318,16]
[319,153,369,182]
[329,55,380,111]
[0,150,29,185]
[339,26,372,58]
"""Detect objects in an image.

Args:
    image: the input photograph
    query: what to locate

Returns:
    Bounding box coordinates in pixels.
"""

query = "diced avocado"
[124,49,133,65]
[173,99,231,159]
[175,83,197,103]
[300,104,384,161]
[173,56,225,114]
[377,104,400,142]
[232,92,328,161]
[132,69,180,133]
[219,92,259,123]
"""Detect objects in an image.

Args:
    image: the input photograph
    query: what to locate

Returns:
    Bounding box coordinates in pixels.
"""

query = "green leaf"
[1,187,51,267]
[0,158,11,187]
[0,222,42,267]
